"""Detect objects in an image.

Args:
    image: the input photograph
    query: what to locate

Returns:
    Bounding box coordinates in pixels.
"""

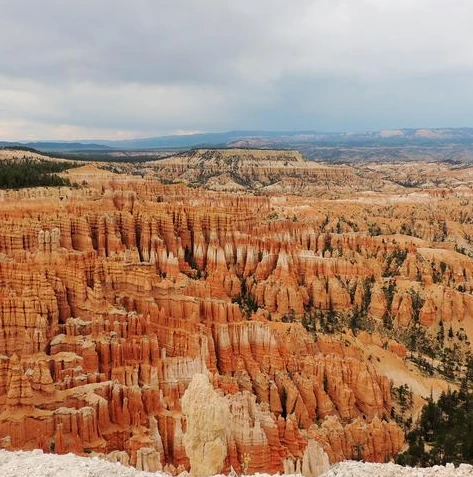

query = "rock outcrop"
[181,374,230,477]
[150,149,355,193]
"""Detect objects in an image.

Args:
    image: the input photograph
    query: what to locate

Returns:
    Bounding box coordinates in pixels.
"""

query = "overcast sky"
[1,0,473,140]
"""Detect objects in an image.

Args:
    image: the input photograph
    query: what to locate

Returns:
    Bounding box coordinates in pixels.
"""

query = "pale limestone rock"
[284,439,330,477]
[104,450,130,466]
[301,440,330,477]
[136,447,162,472]
[181,373,230,477]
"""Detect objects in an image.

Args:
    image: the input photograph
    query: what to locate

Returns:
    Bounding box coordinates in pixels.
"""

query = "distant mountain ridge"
[0,141,112,152]
[3,127,473,153]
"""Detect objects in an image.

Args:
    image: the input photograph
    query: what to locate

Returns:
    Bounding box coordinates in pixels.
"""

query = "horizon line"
[3,126,473,144]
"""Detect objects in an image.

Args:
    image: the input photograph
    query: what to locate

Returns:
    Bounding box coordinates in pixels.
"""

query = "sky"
[1,0,473,140]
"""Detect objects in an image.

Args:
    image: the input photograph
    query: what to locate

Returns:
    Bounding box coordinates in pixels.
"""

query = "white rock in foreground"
[0,449,168,477]
[1,450,472,477]
[320,461,473,477]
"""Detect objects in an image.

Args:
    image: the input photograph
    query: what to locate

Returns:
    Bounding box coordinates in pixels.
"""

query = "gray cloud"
[1,0,473,139]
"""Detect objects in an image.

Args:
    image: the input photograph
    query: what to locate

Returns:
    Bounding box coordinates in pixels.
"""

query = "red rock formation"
[2,165,473,474]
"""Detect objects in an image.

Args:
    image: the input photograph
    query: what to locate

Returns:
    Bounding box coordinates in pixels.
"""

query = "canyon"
[0,148,473,475]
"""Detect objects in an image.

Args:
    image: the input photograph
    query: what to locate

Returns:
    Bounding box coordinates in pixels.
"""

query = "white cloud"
[1,0,473,139]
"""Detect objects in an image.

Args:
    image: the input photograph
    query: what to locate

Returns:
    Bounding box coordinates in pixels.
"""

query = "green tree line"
[0,158,77,189]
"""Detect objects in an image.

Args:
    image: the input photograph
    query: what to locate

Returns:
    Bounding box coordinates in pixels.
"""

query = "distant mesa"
[150,148,354,192]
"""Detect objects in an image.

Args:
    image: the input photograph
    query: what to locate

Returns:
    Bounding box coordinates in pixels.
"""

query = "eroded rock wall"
[2,172,473,474]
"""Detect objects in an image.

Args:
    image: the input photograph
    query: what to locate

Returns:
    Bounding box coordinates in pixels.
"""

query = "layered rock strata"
[1,169,472,474]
